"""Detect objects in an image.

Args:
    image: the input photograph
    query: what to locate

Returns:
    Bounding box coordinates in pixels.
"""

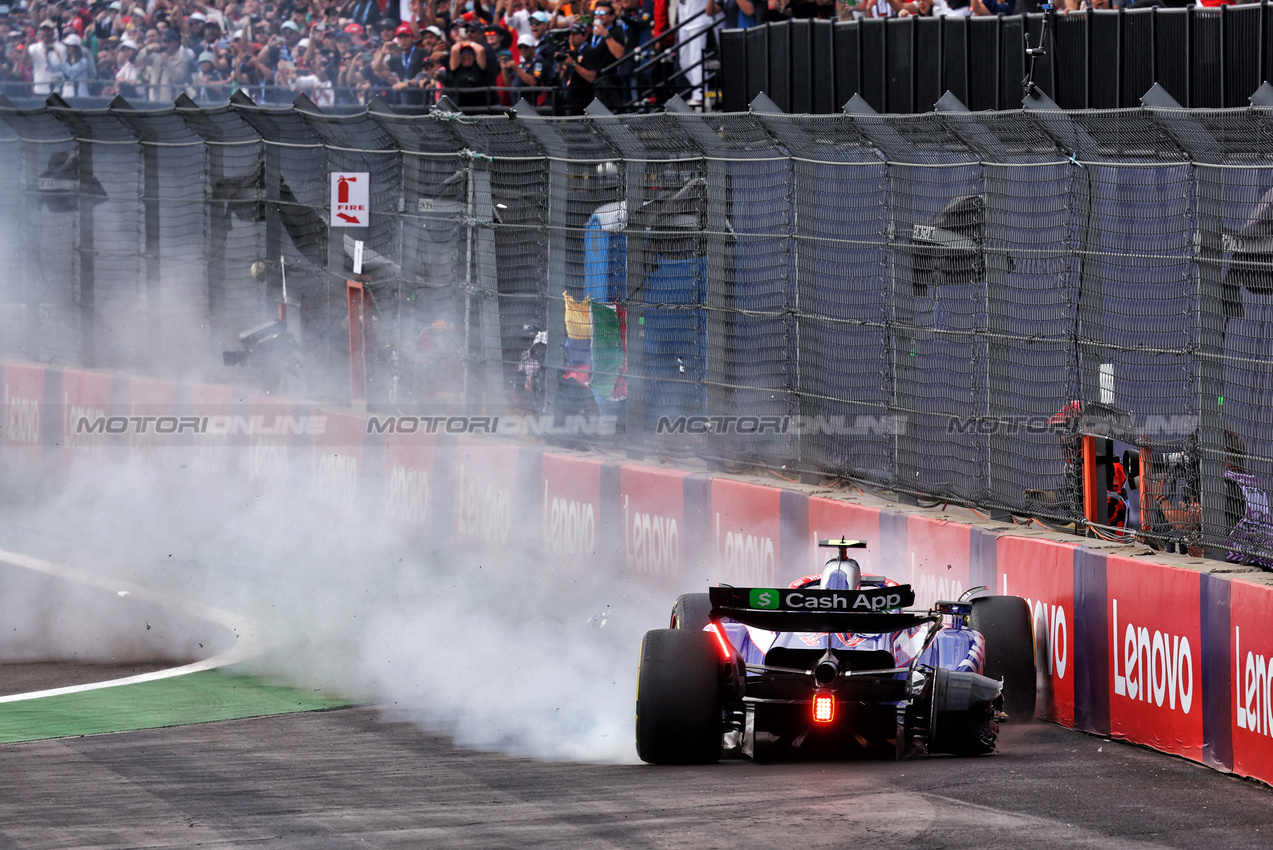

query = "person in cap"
[197,17,223,54]
[256,18,299,78]
[492,46,517,104]
[420,24,447,64]
[150,25,193,101]
[343,21,367,43]
[583,0,625,108]
[95,34,118,78]
[512,29,551,102]
[111,35,142,99]
[193,47,226,99]
[93,0,120,42]
[185,10,207,44]
[482,20,510,55]
[49,31,92,96]
[557,18,607,115]
[444,31,487,109]
[27,18,65,95]
[384,21,426,81]
[279,18,303,49]
[369,21,418,104]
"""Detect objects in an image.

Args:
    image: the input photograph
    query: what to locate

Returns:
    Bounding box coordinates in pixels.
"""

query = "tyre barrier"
[5,359,1273,782]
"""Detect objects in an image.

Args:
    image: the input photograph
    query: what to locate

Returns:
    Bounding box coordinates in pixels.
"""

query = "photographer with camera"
[556,10,621,115]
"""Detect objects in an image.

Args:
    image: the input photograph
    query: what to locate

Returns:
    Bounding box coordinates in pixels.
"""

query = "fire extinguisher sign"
[330,172,370,227]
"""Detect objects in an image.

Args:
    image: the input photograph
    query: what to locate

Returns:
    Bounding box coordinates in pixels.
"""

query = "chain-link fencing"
[4,91,1273,565]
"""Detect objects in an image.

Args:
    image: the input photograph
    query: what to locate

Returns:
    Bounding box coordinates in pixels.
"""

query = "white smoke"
[0,447,669,764]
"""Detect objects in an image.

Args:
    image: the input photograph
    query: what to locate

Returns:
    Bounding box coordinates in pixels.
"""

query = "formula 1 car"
[636,539,1036,764]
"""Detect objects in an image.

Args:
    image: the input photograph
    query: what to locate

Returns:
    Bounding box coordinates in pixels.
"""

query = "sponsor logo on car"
[750,589,780,609]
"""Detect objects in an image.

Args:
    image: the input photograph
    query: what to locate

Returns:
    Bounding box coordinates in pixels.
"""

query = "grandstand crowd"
[0,0,1238,109]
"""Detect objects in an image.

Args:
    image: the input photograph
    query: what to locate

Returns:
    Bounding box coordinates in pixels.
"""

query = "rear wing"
[708,585,933,634]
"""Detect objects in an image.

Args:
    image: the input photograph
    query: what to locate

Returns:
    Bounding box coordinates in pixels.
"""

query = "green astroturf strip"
[0,670,356,743]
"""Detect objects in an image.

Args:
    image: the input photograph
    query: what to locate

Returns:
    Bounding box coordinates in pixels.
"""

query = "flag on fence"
[591,300,624,401]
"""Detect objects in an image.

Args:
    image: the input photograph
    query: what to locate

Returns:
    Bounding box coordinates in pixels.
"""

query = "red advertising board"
[619,463,689,581]
[806,497,882,581]
[2,363,45,446]
[187,383,235,478]
[383,429,436,529]
[907,515,971,609]
[310,411,364,512]
[453,436,520,546]
[541,453,603,561]
[125,377,177,459]
[1230,578,1273,784]
[710,479,782,586]
[998,536,1076,724]
[243,394,298,490]
[59,369,113,460]
[1107,555,1203,760]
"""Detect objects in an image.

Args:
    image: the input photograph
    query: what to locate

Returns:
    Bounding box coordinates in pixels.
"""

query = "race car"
[635,539,1037,764]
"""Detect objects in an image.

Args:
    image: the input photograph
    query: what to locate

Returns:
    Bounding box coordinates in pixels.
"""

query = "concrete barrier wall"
[6,360,1273,784]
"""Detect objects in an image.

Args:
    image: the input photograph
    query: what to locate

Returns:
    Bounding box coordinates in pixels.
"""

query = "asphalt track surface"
[2,694,1272,849]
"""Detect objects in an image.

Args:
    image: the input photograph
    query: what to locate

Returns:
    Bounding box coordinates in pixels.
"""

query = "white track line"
[0,548,267,704]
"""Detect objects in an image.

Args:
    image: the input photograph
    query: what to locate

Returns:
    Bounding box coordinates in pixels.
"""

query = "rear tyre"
[927,668,1001,756]
[671,593,713,631]
[636,628,722,764]
[969,595,1037,721]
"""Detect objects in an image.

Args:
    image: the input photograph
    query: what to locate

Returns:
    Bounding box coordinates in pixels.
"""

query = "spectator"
[503,0,534,39]
[420,24,448,63]
[50,31,92,95]
[198,18,226,53]
[526,9,549,50]
[512,29,554,104]
[675,0,709,105]
[444,32,486,107]
[587,0,625,108]
[150,26,193,100]
[885,0,952,14]
[557,19,603,114]
[373,21,427,102]
[375,17,400,46]
[0,35,30,93]
[349,0,383,30]
[112,35,142,98]
[28,18,65,95]
[492,45,518,101]
[94,1,121,42]
[193,48,226,97]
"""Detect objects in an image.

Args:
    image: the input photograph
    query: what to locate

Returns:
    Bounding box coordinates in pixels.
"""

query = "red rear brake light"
[812,693,835,724]
[710,622,732,660]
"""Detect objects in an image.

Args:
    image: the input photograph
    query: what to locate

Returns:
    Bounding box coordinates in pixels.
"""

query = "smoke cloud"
[0,446,668,764]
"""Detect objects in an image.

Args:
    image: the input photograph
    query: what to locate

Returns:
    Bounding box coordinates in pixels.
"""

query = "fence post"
[45,96,98,367]
[844,94,916,501]
[513,99,574,426]
[587,100,647,457]
[1141,84,1227,557]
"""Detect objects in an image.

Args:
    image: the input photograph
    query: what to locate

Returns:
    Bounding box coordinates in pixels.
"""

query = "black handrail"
[596,6,710,77]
